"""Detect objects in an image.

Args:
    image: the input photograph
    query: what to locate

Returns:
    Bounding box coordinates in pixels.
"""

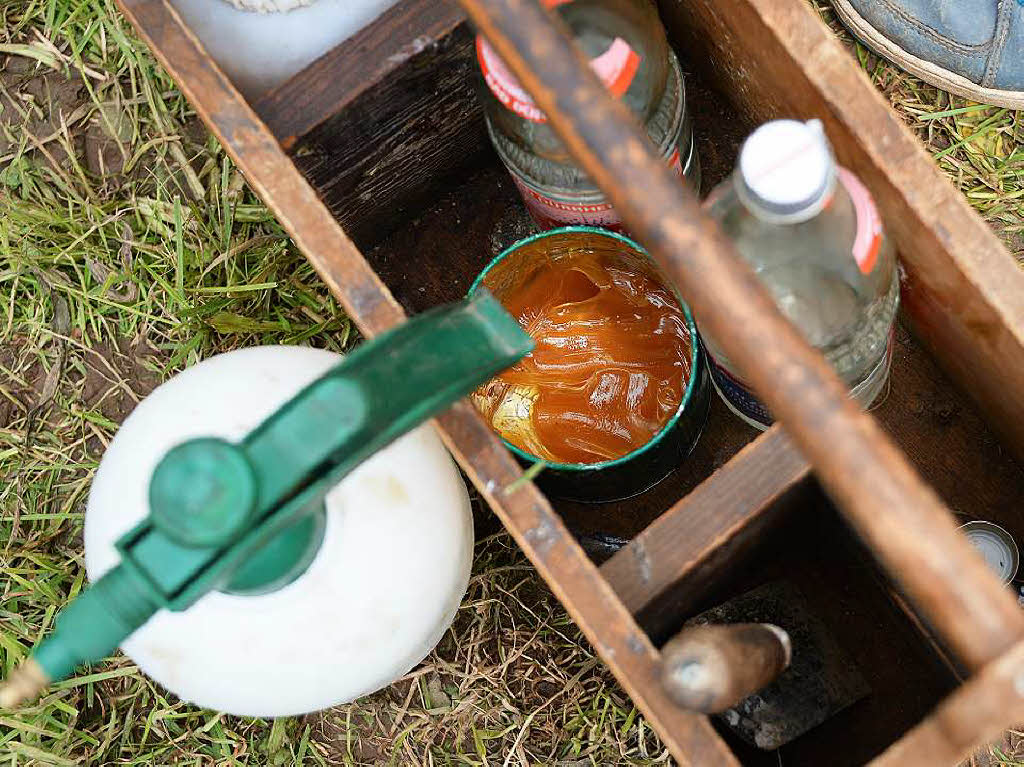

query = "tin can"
[488,52,700,231]
[958,520,1020,585]
[469,226,710,502]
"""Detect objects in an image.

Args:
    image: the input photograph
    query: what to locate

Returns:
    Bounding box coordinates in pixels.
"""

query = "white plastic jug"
[168,0,402,99]
[84,346,473,716]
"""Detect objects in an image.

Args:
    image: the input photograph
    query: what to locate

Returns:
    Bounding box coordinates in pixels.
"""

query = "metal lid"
[959,520,1020,584]
[738,119,836,221]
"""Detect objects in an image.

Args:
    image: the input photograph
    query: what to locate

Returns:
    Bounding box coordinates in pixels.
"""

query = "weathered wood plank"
[600,426,810,628]
[254,0,488,248]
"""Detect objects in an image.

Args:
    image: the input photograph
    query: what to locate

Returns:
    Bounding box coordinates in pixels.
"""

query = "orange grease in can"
[472,246,691,464]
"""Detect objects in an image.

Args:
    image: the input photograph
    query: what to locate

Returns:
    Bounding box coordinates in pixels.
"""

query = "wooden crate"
[117,0,1024,764]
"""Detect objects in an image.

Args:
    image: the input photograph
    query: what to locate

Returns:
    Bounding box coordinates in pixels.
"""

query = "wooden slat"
[869,639,1024,767]
[115,2,739,763]
[601,426,810,625]
[253,0,467,146]
[458,0,1024,676]
[659,0,1024,463]
[253,0,487,248]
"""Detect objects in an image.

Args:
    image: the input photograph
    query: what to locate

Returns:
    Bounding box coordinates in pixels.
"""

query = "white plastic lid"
[738,119,835,219]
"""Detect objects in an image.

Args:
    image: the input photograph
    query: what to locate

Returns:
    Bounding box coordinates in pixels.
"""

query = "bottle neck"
[733,162,838,226]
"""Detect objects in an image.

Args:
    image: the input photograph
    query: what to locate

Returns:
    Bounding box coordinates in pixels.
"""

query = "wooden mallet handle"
[660,623,791,713]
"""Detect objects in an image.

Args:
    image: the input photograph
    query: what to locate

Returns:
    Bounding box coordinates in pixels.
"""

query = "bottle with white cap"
[701,119,899,430]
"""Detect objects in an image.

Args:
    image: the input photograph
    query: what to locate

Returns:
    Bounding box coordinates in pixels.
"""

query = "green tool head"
[1,291,532,705]
[149,438,258,548]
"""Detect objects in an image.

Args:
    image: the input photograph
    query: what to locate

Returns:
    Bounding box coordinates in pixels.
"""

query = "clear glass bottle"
[476,0,700,230]
[701,119,900,430]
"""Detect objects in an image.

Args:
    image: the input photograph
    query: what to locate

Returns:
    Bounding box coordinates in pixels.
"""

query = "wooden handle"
[660,623,791,713]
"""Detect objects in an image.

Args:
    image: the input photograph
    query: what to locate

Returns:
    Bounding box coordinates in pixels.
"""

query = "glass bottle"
[701,119,900,430]
[476,0,700,230]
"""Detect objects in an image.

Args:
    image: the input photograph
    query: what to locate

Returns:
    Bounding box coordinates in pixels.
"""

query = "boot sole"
[832,0,1024,109]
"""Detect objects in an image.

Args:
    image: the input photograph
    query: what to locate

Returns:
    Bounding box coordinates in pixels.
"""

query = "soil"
[0,56,87,172]
[2,332,164,453]
[76,339,164,424]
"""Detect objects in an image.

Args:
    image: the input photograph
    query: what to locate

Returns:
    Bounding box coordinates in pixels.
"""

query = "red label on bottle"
[837,167,882,274]
[667,146,682,174]
[512,146,685,230]
[477,35,641,123]
[511,175,620,229]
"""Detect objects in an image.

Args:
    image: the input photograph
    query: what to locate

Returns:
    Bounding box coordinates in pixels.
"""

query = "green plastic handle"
[28,291,532,687]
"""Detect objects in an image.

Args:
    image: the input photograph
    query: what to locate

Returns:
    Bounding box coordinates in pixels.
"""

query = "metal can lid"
[958,520,1020,584]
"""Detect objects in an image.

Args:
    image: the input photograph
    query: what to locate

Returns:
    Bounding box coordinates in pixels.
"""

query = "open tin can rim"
[957,520,1020,585]
[468,225,703,473]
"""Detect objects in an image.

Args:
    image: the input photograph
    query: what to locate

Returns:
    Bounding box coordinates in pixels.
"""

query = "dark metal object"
[686,581,871,749]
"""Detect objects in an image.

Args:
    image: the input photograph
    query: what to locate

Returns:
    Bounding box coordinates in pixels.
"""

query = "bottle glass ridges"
[476,0,700,230]
[701,119,900,430]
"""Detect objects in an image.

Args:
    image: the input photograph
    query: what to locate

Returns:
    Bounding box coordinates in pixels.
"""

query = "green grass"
[0,2,352,763]
[813,0,1024,265]
[1,0,1022,765]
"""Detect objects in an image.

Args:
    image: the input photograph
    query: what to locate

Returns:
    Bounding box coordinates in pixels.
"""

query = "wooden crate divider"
[601,425,810,631]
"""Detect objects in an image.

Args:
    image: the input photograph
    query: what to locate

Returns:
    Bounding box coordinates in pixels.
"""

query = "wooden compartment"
[116,0,1024,763]
[334,78,1023,762]
[254,1,486,250]
[652,500,960,767]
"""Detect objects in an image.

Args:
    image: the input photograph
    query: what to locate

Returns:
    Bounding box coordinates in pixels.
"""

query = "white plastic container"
[84,346,474,716]
[168,0,401,100]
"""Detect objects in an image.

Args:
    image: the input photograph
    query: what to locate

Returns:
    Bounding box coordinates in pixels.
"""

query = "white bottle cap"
[737,119,835,220]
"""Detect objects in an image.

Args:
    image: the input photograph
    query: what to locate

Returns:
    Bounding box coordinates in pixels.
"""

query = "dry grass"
[312,533,669,765]
[0,0,1021,765]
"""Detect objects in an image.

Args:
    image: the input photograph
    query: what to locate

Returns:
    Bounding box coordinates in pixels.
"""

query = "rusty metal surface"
[457,0,1024,675]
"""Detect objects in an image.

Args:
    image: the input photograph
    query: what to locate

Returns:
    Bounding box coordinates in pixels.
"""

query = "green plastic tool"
[0,291,532,707]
